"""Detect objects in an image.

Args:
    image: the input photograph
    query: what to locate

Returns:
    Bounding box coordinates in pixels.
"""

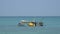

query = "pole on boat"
[39,17,44,26]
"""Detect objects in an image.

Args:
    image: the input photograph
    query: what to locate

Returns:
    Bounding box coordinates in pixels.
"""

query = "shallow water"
[0,16,60,34]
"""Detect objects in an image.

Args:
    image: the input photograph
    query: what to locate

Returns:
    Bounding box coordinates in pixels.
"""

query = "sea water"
[0,16,60,34]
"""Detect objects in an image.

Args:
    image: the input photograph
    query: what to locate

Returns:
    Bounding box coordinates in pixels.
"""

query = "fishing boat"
[17,20,43,27]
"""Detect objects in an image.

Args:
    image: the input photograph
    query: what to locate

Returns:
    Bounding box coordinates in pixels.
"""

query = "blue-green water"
[0,16,60,34]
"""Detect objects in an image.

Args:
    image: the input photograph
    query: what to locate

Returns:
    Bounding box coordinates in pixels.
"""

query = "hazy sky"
[0,0,60,16]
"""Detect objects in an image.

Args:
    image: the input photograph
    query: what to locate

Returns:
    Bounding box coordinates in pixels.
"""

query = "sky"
[0,0,60,16]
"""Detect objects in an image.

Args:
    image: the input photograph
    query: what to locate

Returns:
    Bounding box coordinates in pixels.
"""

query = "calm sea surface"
[0,16,60,34]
